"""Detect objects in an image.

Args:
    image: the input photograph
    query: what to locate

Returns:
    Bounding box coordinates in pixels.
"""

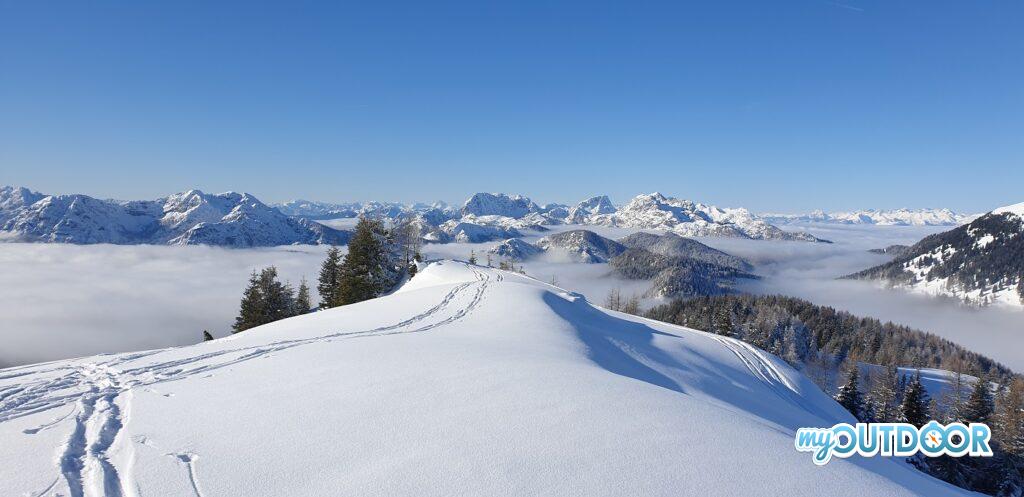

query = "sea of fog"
[1,222,1021,371]
[697,223,1024,372]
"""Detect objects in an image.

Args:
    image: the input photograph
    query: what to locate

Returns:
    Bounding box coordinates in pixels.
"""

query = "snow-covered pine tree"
[961,375,995,424]
[834,365,864,420]
[318,246,343,309]
[713,306,733,336]
[868,365,900,423]
[294,277,312,315]
[899,370,930,427]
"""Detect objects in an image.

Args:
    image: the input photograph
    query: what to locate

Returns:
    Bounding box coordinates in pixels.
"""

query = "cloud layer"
[2,222,1021,372]
[0,244,330,367]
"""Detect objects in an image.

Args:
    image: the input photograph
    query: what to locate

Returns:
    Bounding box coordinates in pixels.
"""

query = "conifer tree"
[899,370,930,427]
[203,330,214,341]
[835,365,864,420]
[233,270,264,333]
[868,365,900,422]
[713,307,733,336]
[318,246,343,308]
[961,376,995,424]
[233,267,296,333]
[294,277,312,315]
[336,218,389,305]
[995,378,1024,455]
[257,266,295,323]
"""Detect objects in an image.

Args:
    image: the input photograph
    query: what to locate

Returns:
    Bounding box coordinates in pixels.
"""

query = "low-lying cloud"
[2,222,1021,372]
[698,224,1024,372]
[0,243,330,367]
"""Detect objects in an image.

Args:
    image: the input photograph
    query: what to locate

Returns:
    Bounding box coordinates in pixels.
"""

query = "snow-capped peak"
[599,193,824,242]
[461,192,540,218]
[763,208,977,226]
[566,195,617,224]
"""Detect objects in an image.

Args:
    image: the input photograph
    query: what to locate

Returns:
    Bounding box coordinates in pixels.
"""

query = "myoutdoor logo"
[795,422,993,465]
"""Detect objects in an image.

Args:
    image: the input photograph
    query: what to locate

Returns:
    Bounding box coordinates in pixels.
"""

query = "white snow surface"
[0,261,969,496]
[992,201,1024,219]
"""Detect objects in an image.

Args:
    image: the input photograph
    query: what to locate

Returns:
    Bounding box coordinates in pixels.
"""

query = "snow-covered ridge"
[846,203,1024,308]
[281,191,822,243]
[0,261,969,496]
[0,186,349,247]
[2,187,826,246]
[275,198,450,220]
[763,208,977,226]
[597,193,824,242]
[992,201,1024,219]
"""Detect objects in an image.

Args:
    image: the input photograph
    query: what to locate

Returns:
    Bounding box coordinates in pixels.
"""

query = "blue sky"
[1,1,1021,212]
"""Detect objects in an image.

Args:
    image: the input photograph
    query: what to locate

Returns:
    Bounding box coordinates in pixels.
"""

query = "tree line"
[644,293,1021,496]
[229,216,421,334]
[833,361,1023,495]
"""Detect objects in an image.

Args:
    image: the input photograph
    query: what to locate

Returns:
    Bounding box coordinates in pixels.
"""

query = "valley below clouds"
[1,222,1021,371]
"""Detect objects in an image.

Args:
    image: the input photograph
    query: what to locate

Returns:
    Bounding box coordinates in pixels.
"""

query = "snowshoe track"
[1,265,498,497]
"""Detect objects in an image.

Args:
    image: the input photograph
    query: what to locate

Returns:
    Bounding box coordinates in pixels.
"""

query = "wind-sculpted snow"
[0,262,971,496]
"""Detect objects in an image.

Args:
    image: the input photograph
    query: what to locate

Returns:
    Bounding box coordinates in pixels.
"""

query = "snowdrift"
[0,261,971,496]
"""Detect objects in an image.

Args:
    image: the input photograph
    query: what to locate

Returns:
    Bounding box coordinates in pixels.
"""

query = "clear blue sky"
[1,1,1021,212]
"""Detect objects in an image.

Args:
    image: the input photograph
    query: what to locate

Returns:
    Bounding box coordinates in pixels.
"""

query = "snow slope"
[0,262,970,496]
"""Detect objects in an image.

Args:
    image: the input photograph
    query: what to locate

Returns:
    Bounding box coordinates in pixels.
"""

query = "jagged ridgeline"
[0,186,349,247]
[646,294,1012,378]
[845,203,1024,308]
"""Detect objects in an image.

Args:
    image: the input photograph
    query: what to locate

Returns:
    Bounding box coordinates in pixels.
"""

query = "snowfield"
[0,262,970,496]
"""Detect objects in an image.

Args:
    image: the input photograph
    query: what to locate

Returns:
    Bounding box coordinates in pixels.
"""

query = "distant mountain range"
[846,202,1024,308]
[762,208,977,226]
[0,186,349,247]
[278,192,827,243]
[1,187,835,247]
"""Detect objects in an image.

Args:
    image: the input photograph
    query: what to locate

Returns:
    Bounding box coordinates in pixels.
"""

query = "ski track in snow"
[3,266,826,496]
[710,336,800,400]
[2,266,494,497]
